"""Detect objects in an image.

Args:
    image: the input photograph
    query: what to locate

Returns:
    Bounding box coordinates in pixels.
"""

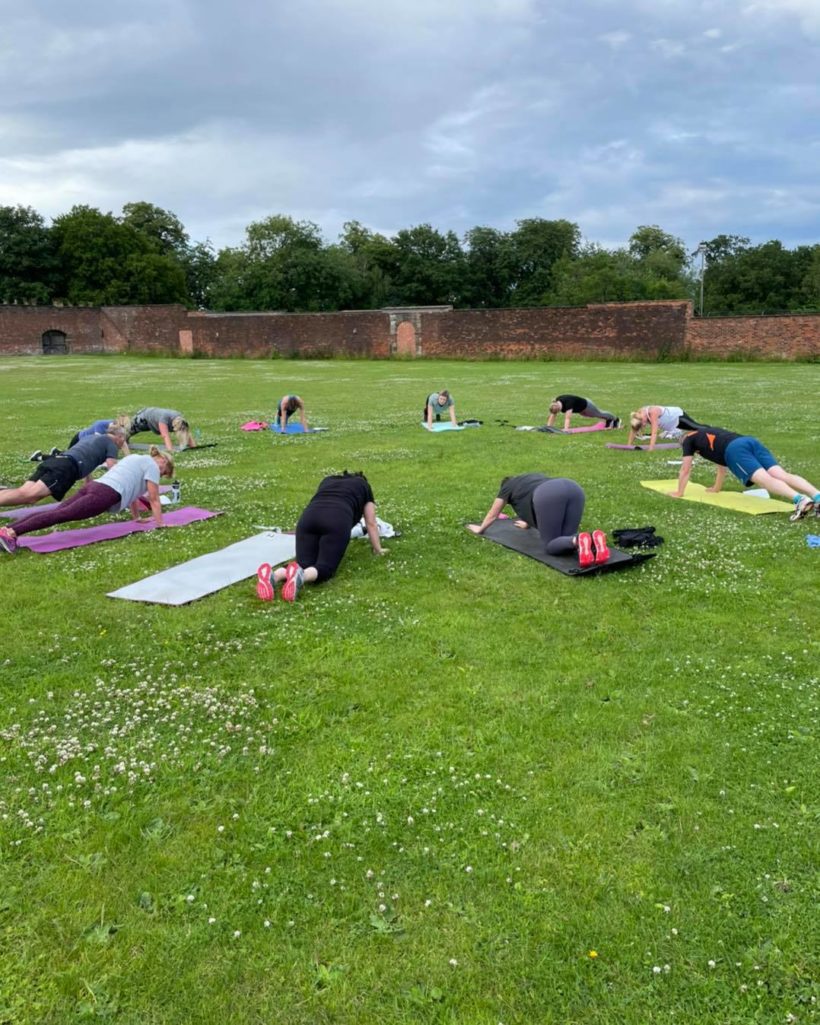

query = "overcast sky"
[2,0,818,254]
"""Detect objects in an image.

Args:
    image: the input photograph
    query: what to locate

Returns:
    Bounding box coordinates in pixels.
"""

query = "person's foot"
[48,447,60,457]
[281,561,305,602]
[592,529,611,564]
[28,450,43,462]
[789,496,813,521]
[577,532,594,568]
[256,563,275,601]
[0,526,18,554]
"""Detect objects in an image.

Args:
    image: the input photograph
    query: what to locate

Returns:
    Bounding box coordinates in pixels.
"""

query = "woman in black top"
[546,395,619,430]
[468,472,610,567]
[256,472,387,602]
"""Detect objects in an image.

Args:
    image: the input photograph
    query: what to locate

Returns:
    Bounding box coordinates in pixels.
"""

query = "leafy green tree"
[0,205,57,304]
[461,226,515,308]
[337,221,399,307]
[547,244,690,306]
[506,218,581,305]
[702,238,820,314]
[52,205,187,305]
[390,224,464,306]
[121,202,189,257]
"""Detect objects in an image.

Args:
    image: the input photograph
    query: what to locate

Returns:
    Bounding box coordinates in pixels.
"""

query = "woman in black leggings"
[467,472,610,567]
[256,472,387,602]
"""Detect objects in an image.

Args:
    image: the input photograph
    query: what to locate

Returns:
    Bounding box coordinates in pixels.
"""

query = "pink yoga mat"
[563,421,608,434]
[17,507,221,553]
[606,442,680,451]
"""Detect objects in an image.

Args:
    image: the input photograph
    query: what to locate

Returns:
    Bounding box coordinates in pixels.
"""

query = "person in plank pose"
[274,395,308,431]
[0,448,175,554]
[546,395,620,430]
[667,425,819,520]
[256,471,386,602]
[467,472,610,567]
[627,405,703,450]
[424,390,458,429]
[130,408,195,451]
[0,428,128,509]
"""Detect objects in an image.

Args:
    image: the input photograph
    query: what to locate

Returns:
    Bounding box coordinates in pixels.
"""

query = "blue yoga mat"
[420,422,464,432]
[270,424,326,434]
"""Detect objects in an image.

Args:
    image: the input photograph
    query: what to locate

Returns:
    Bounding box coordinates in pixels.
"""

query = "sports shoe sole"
[281,561,303,602]
[0,530,17,554]
[256,563,274,601]
[577,532,594,568]
[592,530,611,564]
[789,499,813,522]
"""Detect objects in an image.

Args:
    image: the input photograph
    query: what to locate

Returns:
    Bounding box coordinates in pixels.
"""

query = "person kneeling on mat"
[256,471,387,602]
[0,448,175,554]
[667,425,819,521]
[424,390,457,429]
[627,405,703,450]
[0,427,128,510]
[275,395,308,431]
[467,473,610,567]
[546,395,620,430]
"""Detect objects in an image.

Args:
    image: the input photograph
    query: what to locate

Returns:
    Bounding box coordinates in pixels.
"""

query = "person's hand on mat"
[514,519,529,529]
[466,523,483,534]
[374,547,388,555]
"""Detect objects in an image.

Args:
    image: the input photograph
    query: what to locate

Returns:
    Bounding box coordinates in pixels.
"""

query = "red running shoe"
[256,562,275,601]
[281,561,305,602]
[577,532,594,568]
[592,529,610,564]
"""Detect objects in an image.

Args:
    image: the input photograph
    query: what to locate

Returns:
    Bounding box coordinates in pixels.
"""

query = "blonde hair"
[171,415,192,449]
[549,401,562,414]
[106,425,130,454]
[630,411,645,431]
[149,445,175,478]
[114,413,133,436]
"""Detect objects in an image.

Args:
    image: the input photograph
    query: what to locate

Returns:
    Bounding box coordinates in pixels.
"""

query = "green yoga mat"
[641,480,791,515]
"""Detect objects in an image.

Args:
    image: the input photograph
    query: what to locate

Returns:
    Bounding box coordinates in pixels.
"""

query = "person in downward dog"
[467,472,610,567]
[256,471,387,602]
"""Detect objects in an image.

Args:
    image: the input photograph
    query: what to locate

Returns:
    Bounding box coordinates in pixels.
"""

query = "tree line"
[1,202,818,316]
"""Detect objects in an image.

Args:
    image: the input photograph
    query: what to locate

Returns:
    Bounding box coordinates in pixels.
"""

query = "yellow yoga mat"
[641,480,791,515]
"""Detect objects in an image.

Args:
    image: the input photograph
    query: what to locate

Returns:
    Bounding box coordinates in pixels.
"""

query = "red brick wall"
[416,302,689,359]
[188,310,389,358]
[687,313,820,360]
[102,305,189,355]
[0,305,109,355]
[1,302,818,360]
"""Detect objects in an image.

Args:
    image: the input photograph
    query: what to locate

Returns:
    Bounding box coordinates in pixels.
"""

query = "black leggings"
[531,479,585,554]
[295,506,352,583]
[677,411,704,431]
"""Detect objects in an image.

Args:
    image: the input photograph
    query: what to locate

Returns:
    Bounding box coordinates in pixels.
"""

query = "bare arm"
[299,400,308,429]
[426,403,434,429]
[648,408,660,451]
[546,410,557,428]
[668,455,694,497]
[563,411,572,430]
[449,403,457,425]
[705,465,728,493]
[158,423,174,453]
[276,397,288,427]
[132,481,163,525]
[363,501,386,555]
[468,497,506,534]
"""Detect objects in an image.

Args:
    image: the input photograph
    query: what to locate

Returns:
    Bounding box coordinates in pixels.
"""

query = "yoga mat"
[129,442,218,452]
[420,422,465,432]
[640,480,791,515]
[514,425,564,433]
[18,507,221,553]
[606,443,680,451]
[470,519,654,576]
[108,531,296,605]
[563,421,608,434]
[270,424,327,434]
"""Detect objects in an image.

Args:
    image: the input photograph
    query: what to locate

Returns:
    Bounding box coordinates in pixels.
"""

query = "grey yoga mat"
[108,531,296,605]
[469,519,654,576]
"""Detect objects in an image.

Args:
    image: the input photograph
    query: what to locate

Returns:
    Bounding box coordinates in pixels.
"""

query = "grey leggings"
[531,479,585,554]
[580,400,616,423]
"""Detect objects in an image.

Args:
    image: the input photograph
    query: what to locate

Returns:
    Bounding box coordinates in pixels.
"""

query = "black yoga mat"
[471,519,655,576]
[129,442,218,452]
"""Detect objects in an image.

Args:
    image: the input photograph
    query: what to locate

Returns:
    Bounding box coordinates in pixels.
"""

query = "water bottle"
[171,479,181,503]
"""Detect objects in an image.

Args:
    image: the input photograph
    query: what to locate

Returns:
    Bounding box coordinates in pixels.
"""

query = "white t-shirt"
[655,406,683,431]
[98,455,160,511]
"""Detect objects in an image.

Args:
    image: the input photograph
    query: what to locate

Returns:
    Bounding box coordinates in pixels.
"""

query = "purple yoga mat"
[563,421,608,434]
[17,507,221,553]
[606,442,680,451]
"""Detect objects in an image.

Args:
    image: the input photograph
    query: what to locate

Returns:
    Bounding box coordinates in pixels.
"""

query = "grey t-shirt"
[66,435,118,477]
[97,455,161,511]
[426,392,454,412]
[133,407,182,432]
[497,473,551,527]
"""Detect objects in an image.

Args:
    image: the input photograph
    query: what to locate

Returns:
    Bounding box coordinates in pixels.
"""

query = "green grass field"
[0,356,817,1025]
